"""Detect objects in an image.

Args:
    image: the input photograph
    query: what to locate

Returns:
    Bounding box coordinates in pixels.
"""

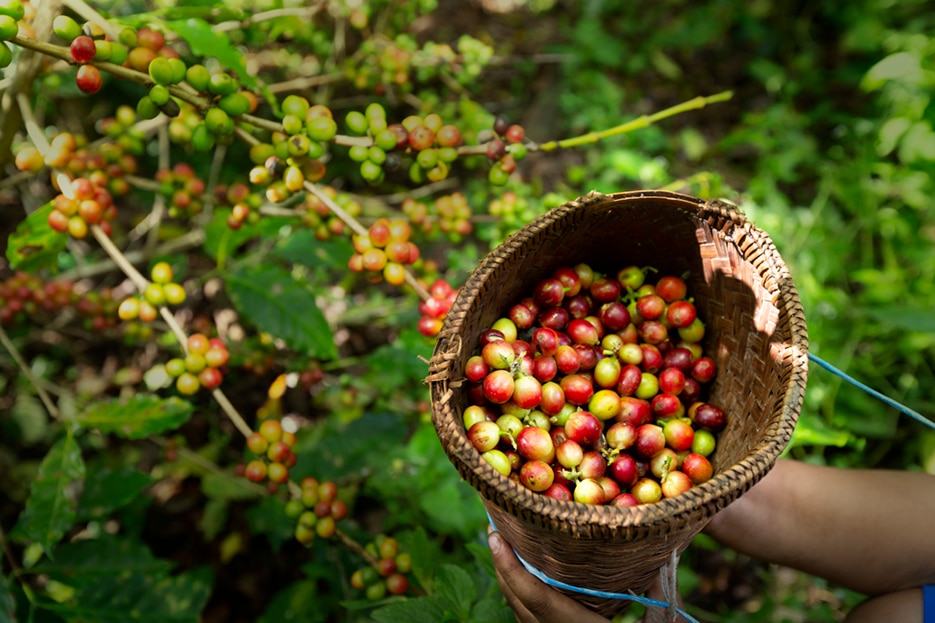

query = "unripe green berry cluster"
[0,0,25,69]
[246,96,334,204]
[349,535,412,599]
[118,262,186,323]
[165,333,230,396]
[345,107,463,186]
[283,477,347,546]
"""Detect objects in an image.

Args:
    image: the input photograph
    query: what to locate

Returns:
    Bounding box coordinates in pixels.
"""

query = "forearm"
[704,458,935,595]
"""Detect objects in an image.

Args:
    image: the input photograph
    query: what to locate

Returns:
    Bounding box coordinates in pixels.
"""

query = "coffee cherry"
[187,333,210,355]
[306,116,337,142]
[76,65,103,94]
[117,297,140,321]
[0,14,18,40]
[176,372,200,395]
[0,0,24,20]
[244,459,267,483]
[70,35,96,63]
[205,108,234,135]
[185,64,211,92]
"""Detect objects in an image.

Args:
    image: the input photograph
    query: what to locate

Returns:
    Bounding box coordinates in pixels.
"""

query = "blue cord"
[488,514,701,623]
[808,353,934,431]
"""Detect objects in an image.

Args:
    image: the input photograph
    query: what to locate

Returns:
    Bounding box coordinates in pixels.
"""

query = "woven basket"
[428,190,809,617]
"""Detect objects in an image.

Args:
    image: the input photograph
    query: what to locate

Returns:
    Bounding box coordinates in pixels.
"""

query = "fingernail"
[487,530,503,554]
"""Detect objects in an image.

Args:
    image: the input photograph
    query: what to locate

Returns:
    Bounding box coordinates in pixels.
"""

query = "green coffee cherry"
[149,84,170,106]
[191,123,215,151]
[136,95,160,120]
[108,42,128,65]
[218,92,251,117]
[0,42,11,68]
[185,64,210,92]
[0,0,25,21]
[0,15,17,41]
[249,142,275,165]
[204,107,234,135]
[207,72,237,96]
[167,57,187,84]
[345,111,368,135]
[148,57,174,86]
[305,116,337,142]
[281,94,309,118]
[281,113,303,136]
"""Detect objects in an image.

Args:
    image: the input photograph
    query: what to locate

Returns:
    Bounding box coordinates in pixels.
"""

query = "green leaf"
[788,411,852,450]
[246,495,295,551]
[202,209,261,265]
[6,202,67,273]
[469,596,514,623]
[166,18,256,90]
[371,595,448,623]
[76,464,153,522]
[0,572,16,623]
[864,306,935,334]
[225,264,336,359]
[200,471,262,502]
[75,395,193,439]
[362,329,433,396]
[42,564,212,622]
[257,580,327,623]
[31,535,172,589]
[434,564,477,620]
[272,230,354,270]
[291,411,409,482]
[10,433,85,555]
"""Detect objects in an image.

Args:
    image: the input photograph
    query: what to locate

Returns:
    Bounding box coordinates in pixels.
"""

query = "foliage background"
[1,0,934,622]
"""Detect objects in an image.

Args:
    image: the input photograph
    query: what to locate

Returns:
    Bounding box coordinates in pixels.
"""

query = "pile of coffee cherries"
[461,263,727,506]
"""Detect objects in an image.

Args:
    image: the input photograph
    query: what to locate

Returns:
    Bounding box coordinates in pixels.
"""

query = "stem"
[213,4,325,32]
[537,90,734,151]
[0,524,38,605]
[266,73,344,94]
[0,322,61,421]
[90,225,254,439]
[335,528,378,567]
[58,230,205,281]
[302,181,431,301]
[211,388,254,438]
[62,0,122,41]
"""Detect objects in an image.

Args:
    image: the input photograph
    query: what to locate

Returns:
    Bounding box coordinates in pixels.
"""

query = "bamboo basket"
[427,190,809,617]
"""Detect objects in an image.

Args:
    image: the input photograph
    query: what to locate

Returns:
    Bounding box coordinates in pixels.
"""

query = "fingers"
[487,527,611,623]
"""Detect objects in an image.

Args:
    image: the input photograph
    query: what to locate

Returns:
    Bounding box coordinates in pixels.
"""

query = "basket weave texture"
[428,190,809,617]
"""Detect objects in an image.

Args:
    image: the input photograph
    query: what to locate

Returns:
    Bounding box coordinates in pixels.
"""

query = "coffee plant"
[2,1,933,622]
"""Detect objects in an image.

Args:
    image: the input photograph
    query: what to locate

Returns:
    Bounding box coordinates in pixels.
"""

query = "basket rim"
[429,189,809,532]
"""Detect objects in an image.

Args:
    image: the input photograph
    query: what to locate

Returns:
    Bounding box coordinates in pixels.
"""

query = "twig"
[538,91,734,151]
[62,0,122,41]
[0,322,61,421]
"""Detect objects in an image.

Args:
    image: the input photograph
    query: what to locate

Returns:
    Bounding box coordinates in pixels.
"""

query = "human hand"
[487,527,611,623]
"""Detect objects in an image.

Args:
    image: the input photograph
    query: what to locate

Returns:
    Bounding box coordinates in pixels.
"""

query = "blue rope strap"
[808,353,934,431]
[488,514,701,623]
